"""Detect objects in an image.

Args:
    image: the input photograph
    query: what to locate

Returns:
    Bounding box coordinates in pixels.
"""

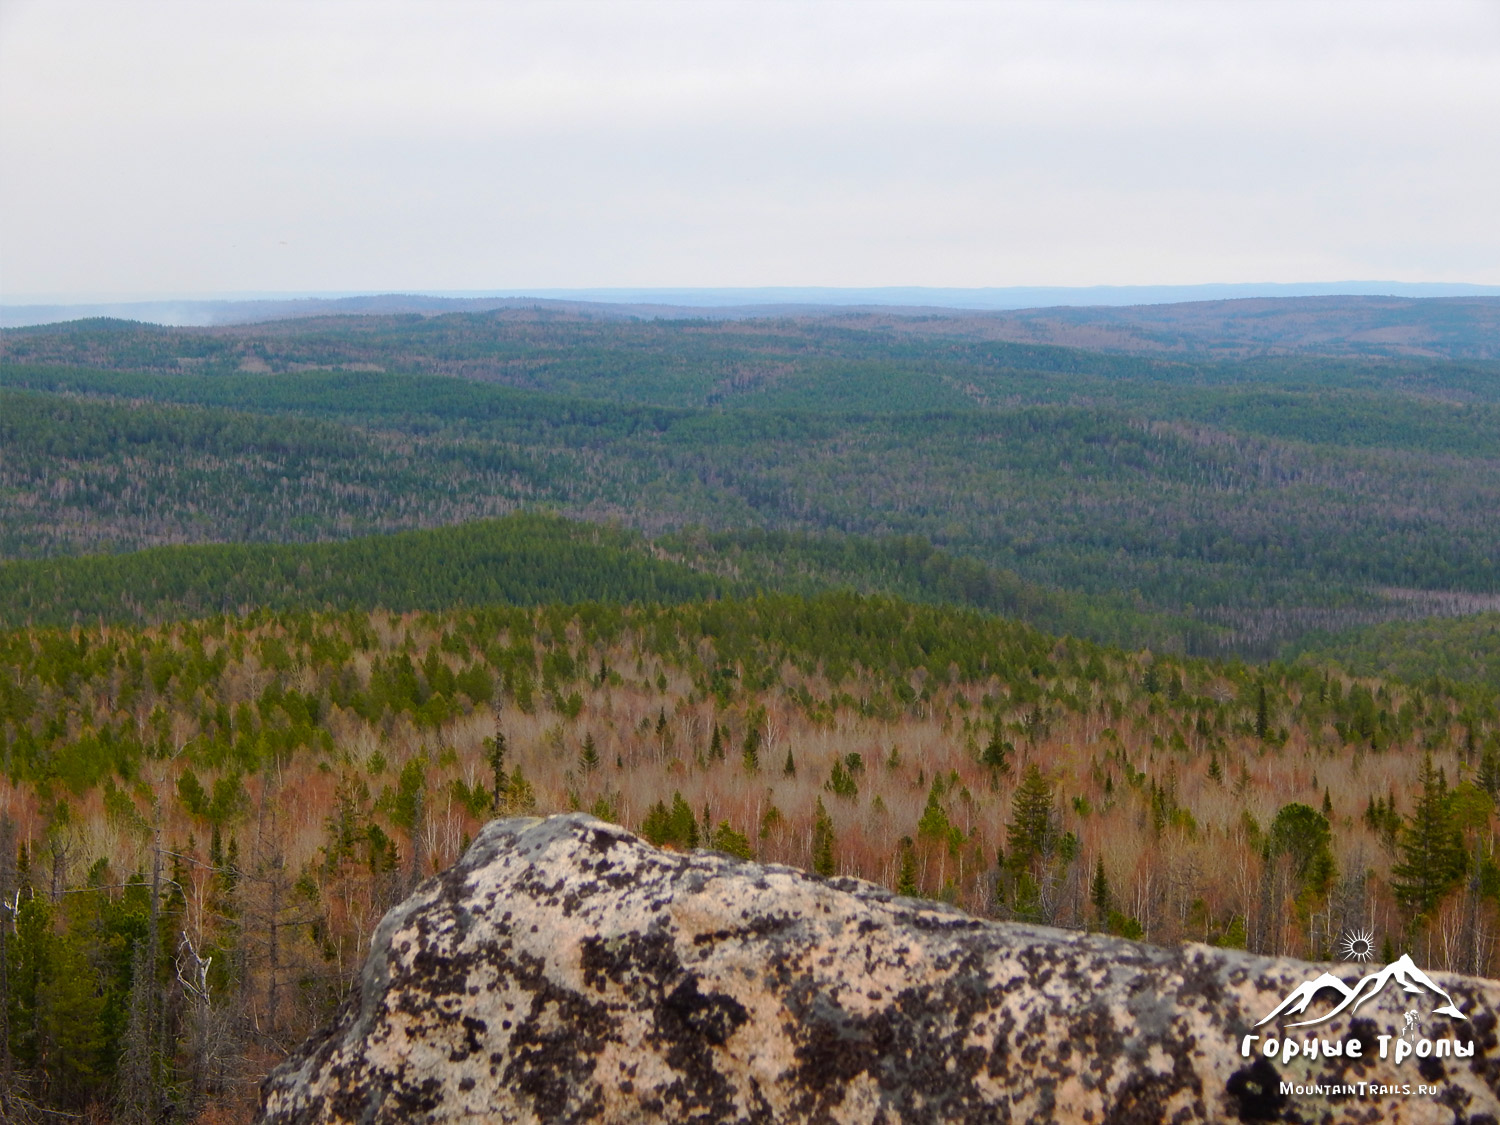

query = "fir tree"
[579,732,599,773]
[783,748,796,777]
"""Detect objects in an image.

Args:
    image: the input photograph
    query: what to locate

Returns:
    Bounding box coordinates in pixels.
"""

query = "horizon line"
[5,281,1500,331]
[7,280,1500,307]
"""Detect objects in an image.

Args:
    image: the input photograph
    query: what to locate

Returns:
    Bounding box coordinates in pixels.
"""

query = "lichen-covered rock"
[258,814,1500,1124]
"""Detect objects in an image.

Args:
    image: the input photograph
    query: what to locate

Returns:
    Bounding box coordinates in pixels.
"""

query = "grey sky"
[2,0,1497,300]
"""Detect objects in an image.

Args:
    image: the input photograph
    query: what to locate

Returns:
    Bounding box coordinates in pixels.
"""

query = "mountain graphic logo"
[1255,954,1467,1029]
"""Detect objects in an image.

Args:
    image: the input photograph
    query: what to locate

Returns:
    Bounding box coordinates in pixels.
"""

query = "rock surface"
[258,814,1500,1124]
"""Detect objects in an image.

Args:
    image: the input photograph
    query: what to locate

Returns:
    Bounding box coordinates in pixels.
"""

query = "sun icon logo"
[1338,928,1376,962]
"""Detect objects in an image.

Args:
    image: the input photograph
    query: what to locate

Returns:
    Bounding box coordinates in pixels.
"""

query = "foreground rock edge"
[258,813,1500,1124]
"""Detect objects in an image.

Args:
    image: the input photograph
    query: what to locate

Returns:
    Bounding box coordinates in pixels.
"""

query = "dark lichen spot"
[1224,1058,1287,1123]
[660,976,749,1047]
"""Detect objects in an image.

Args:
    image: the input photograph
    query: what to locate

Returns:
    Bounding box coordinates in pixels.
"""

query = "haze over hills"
[5,284,1500,359]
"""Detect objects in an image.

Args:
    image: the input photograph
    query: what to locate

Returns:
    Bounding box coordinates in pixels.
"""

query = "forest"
[2,303,1500,1121]
[6,327,1500,657]
[1,590,1498,1119]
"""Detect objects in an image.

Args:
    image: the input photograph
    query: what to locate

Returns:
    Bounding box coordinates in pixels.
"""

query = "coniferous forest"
[2,301,1500,1120]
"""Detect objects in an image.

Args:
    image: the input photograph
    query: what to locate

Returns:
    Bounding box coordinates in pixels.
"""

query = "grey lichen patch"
[257,813,1500,1125]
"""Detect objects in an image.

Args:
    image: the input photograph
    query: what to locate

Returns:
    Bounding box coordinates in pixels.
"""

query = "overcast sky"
[1,0,1497,300]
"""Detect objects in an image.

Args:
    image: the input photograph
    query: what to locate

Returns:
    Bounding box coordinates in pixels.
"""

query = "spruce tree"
[1090,856,1111,922]
[896,836,918,896]
[1391,753,1467,917]
[1479,745,1500,798]
[485,730,508,810]
[783,748,796,777]
[742,726,761,773]
[981,726,1012,774]
[579,732,599,773]
[1006,764,1057,873]
[811,798,836,877]
[669,792,699,850]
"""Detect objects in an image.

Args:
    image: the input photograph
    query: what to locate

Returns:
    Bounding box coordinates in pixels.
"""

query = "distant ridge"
[5,282,1500,328]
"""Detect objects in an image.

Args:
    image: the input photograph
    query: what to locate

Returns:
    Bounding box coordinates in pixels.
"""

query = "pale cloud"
[2,0,1497,298]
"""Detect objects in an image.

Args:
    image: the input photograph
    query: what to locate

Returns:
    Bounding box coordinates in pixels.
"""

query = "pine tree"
[507,768,536,813]
[1267,802,1336,897]
[811,798,836,877]
[1391,753,1467,917]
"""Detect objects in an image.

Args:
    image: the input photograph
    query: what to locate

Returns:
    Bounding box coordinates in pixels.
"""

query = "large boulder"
[258,814,1500,1124]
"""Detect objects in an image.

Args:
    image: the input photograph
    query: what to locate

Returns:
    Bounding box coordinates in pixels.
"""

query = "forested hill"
[1289,611,1500,693]
[0,516,719,628]
[4,372,1500,656]
[0,515,1191,648]
[4,303,1500,657]
[7,305,1500,409]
